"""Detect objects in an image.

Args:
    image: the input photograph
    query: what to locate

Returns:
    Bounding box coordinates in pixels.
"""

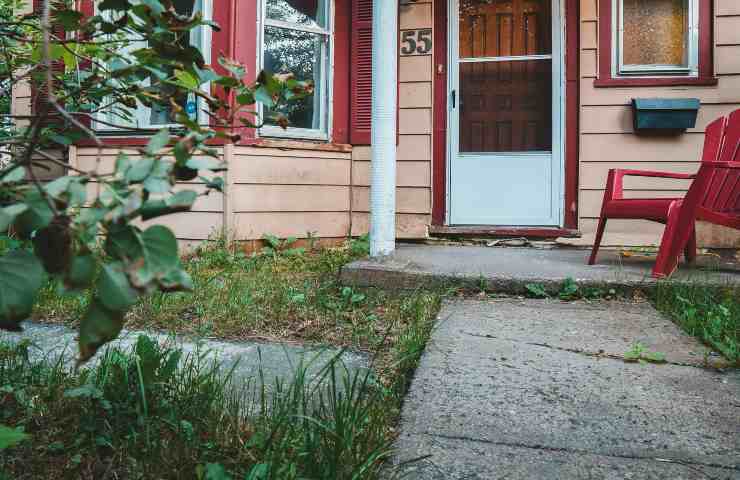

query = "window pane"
[263,26,324,131]
[459,59,552,153]
[266,0,328,29]
[622,0,687,67]
[459,0,552,59]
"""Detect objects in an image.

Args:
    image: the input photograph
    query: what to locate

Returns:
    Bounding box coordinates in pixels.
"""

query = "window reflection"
[266,0,327,30]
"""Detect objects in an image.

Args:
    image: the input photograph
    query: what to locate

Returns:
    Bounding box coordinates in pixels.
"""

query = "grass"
[2,235,444,479]
[653,282,740,364]
[33,235,439,354]
[0,334,425,479]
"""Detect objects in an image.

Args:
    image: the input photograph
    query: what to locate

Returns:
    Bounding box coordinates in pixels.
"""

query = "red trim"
[431,0,447,226]
[432,0,580,229]
[231,0,257,141]
[564,0,579,229]
[332,0,351,144]
[596,0,716,88]
[429,226,581,239]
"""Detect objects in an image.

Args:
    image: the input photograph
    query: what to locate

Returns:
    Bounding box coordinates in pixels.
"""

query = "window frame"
[614,0,698,77]
[94,0,214,133]
[595,0,716,87]
[257,0,334,141]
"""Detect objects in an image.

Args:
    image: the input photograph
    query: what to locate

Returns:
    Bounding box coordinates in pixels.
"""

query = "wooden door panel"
[458,0,553,153]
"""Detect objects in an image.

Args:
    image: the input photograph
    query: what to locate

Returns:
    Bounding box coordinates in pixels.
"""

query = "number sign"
[400,29,432,56]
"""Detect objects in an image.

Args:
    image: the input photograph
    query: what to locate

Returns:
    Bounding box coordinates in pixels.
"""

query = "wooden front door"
[448,0,563,226]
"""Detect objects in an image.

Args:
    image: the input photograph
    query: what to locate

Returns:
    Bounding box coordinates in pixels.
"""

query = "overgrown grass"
[34,235,438,353]
[4,235,443,478]
[654,282,740,364]
[0,331,435,479]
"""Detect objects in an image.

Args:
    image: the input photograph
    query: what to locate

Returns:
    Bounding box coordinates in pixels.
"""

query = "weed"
[0,335,411,479]
[653,282,740,363]
[20,236,444,478]
[525,283,549,298]
[559,278,580,300]
[261,234,306,259]
[623,342,667,364]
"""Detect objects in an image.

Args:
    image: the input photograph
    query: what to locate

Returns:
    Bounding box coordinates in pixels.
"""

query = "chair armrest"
[616,169,696,180]
[604,169,696,201]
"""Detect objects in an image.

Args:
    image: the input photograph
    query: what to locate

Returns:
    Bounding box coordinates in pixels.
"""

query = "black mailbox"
[632,98,700,132]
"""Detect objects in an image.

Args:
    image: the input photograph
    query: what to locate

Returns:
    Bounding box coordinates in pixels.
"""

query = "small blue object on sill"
[632,98,700,133]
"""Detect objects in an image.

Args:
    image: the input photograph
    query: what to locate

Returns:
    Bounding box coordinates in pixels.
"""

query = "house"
[13,0,740,250]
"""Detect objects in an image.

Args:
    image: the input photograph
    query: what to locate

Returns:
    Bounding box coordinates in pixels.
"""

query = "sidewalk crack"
[461,331,720,370]
[423,433,740,474]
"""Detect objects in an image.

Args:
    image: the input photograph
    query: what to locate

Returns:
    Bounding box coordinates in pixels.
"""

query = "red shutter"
[350,0,373,145]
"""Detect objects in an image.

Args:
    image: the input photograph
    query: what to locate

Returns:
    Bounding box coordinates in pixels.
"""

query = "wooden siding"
[349,0,434,239]
[577,0,740,247]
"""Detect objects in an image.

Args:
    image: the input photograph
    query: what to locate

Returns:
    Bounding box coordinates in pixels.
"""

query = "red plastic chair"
[588,110,740,277]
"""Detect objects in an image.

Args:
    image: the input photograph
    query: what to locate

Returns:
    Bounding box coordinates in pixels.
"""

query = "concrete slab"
[342,245,740,293]
[440,299,719,367]
[0,321,370,392]
[393,299,740,479]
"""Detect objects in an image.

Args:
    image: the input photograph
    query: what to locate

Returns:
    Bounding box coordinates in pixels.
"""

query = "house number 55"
[400,29,432,55]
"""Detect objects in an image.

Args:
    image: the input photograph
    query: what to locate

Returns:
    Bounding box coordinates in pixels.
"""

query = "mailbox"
[632,98,700,132]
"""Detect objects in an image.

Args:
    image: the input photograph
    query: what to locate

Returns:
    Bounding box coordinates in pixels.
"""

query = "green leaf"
[141,225,179,274]
[105,224,144,261]
[140,190,197,221]
[204,177,225,193]
[0,250,46,330]
[0,425,29,451]
[143,160,173,194]
[0,205,28,232]
[115,153,132,177]
[14,190,54,237]
[78,299,126,362]
[185,157,226,171]
[125,158,155,183]
[174,69,199,89]
[64,384,104,400]
[145,130,171,155]
[254,86,275,108]
[0,167,25,184]
[65,254,97,289]
[97,262,139,312]
[159,268,193,292]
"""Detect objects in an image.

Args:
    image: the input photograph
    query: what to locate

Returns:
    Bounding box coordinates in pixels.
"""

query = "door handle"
[451,90,456,109]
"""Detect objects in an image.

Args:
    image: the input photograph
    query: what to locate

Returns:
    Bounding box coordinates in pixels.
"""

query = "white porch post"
[369,0,398,257]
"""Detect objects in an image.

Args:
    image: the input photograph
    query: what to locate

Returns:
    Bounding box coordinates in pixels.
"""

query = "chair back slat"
[702,117,728,163]
[702,111,740,209]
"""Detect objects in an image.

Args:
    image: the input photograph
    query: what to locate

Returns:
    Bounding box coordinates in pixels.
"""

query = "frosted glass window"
[616,0,697,75]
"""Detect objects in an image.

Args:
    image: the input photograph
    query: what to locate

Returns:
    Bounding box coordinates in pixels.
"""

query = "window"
[259,0,333,140]
[596,0,714,87]
[96,0,212,131]
[615,0,698,76]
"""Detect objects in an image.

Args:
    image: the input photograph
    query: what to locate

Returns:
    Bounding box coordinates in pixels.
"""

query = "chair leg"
[588,217,607,265]
[684,225,697,264]
[653,202,685,278]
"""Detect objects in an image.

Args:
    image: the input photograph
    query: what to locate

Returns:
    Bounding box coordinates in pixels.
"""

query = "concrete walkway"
[0,322,369,391]
[342,245,740,293]
[393,299,740,479]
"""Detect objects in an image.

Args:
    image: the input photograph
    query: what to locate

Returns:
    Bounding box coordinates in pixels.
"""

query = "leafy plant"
[558,278,580,300]
[623,342,667,364]
[0,0,311,360]
[525,283,549,298]
[261,234,306,259]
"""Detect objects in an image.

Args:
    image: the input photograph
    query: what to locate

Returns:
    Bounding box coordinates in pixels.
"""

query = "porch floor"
[341,244,740,293]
